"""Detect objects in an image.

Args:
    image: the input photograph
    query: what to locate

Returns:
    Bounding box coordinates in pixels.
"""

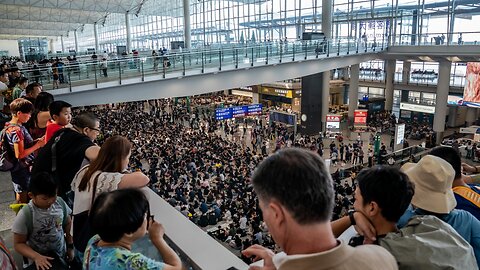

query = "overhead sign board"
[215,104,263,120]
[247,104,263,115]
[215,108,233,120]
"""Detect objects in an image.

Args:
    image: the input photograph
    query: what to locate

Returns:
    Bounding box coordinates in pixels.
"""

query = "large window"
[53,0,480,53]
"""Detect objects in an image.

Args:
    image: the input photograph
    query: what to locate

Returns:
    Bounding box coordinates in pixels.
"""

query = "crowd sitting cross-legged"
[1,93,480,270]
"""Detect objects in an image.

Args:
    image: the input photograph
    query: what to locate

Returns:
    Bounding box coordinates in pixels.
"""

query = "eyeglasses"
[89,127,101,132]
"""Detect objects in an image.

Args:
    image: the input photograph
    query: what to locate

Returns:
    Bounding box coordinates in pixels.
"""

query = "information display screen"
[215,108,233,120]
[326,115,341,130]
[270,111,296,125]
[464,62,480,104]
[215,104,263,120]
[247,104,263,115]
[354,110,368,125]
[232,106,248,118]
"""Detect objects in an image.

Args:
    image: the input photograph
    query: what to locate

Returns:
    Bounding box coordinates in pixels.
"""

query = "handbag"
[72,172,101,254]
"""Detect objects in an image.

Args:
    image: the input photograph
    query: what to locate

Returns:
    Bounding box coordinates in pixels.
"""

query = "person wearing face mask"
[70,135,150,264]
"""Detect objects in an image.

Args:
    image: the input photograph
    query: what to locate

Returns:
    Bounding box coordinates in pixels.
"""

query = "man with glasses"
[32,112,101,208]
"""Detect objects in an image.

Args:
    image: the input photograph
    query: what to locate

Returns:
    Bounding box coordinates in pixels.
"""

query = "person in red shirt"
[45,101,72,142]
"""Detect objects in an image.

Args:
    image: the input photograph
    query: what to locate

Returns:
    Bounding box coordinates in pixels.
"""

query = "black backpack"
[0,124,19,172]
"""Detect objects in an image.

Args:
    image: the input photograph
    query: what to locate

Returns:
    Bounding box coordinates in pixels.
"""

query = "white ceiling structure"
[0,0,143,38]
[0,0,268,39]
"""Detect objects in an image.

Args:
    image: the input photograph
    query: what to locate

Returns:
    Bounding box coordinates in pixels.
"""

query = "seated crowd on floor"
[0,64,480,269]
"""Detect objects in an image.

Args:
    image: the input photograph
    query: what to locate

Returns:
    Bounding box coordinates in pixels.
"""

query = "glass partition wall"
[55,0,480,54]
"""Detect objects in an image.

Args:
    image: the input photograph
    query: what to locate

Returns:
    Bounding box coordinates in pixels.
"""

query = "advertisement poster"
[354,110,368,126]
[463,62,480,103]
[326,115,341,130]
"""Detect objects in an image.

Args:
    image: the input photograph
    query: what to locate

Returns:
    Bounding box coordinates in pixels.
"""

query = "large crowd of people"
[73,96,357,260]
[2,58,480,269]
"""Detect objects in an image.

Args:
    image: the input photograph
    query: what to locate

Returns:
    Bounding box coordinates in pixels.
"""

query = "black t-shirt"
[32,129,95,196]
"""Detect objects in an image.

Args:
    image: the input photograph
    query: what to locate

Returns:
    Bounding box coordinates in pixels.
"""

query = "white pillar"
[349,64,359,122]
[322,71,330,131]
[49,39,55,53]
[74,30,79,53]
[322,0,333,39]
[385,59,395,111]
[126,12,132,53]
[94,22,100,53]
[433,61,451,145]
[61,35,65,53]
[183,0,191,49]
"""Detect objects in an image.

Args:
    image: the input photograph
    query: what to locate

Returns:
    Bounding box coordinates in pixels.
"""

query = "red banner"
[354,110,368,125]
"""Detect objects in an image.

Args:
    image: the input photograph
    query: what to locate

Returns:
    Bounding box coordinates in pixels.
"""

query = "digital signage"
[354,110,368,125]
[215,108,233,120]
[326,115,341,130]
[247,104,263,115]
[463,62,480,104]
[232,106,248,118]
[215,104,263,120]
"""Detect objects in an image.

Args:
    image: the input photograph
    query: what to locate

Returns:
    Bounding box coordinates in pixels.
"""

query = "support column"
[61,35,65,53]
[183,0,191,49]
[411,10,419,45]
[125,12,132,53]
[402,61,411,84]
[94,22,100,53]
[447,0,456,44]
[319,0,333,133]
[433,61,451,145]
[74,30,79,53]
[322,72,331,132]
[385,59,395,111]
[466,107,477,126]
[49,39,55,54]
[322,0,333,39]
[348,64,359,124]
[301,72,326,135]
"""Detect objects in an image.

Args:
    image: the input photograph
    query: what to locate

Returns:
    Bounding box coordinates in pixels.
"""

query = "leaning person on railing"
[84,189,182,270]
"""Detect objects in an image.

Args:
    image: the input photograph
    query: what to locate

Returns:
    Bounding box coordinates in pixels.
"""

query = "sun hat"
[400,155,456,214]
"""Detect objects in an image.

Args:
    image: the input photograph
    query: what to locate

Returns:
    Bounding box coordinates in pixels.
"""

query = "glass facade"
[51,0,480,54]
[18,38,49,61]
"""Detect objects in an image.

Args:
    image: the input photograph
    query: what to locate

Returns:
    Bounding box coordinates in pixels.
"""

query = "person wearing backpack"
[12,172,73,270]
[5,98,45,203]
[348,165,478,269]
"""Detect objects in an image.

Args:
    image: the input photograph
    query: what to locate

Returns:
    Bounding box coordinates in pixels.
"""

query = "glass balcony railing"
[394,31,480,46]
[137,188,249,270]
[18,37,386,92]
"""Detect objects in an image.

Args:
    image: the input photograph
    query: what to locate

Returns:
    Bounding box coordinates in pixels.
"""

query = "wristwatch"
[67,243,74,249]
[348,210,356,226]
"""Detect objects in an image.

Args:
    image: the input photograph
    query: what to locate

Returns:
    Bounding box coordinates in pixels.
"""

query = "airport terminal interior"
[1,0,480,269]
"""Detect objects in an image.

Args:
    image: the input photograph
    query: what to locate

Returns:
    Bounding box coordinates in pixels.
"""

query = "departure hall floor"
[0,98,468,266]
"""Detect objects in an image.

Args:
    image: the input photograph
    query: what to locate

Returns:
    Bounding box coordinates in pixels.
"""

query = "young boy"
[6,98,45,203]
[45,101,72,142]
[12,172,73,270]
